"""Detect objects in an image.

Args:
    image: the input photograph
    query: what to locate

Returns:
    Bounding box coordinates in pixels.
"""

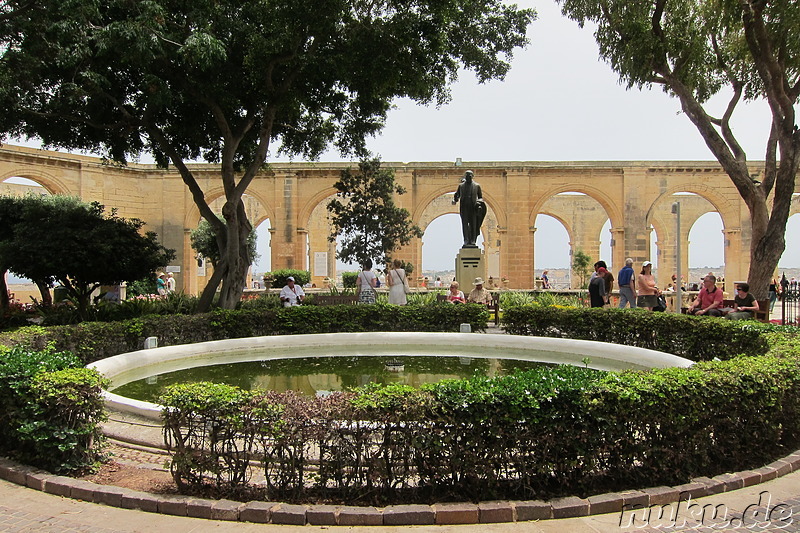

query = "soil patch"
[80,460,177,494]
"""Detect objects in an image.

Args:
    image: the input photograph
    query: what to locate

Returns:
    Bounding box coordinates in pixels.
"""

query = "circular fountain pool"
[90,332,693,421]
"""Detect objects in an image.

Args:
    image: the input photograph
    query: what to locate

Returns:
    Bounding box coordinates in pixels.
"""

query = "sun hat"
[642,261,652,267]
[287,276,295,281]
[473,277,485,285]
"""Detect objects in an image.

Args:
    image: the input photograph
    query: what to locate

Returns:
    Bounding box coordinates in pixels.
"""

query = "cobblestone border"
[2,451,800,525]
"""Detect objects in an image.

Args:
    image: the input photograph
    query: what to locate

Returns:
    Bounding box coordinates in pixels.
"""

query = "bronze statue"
[452,170,486,247]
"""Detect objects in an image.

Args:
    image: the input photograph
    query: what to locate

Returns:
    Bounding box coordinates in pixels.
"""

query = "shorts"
[637,294,659,308]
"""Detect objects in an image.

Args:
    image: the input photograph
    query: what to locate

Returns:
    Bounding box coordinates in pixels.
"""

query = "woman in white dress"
[387,258,407,305]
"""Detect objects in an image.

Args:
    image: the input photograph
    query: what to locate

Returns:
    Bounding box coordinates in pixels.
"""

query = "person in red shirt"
[686,275,724,317]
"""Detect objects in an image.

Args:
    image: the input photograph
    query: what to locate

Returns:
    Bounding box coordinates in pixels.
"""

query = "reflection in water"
[112,355,551,402]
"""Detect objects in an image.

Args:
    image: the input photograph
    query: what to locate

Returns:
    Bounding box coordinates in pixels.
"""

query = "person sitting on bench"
[686,275,723,317]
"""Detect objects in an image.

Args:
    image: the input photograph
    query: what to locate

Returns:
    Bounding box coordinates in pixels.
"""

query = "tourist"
[726,282,759,320]
[156,272,167,296]
[541,270,550,289]
[279,276,305,307]
[769,276,779,312]
[446,281,465,303]
[468,277,492,306]
[636,261,659,310]
[356,259,377,304]
[387,258,408,305]
[434,276,442,288]
[617,258,636,309]
[588,266,608,307]
[686,274,723,316]
[166,272,176,293]
[596,261,614,301]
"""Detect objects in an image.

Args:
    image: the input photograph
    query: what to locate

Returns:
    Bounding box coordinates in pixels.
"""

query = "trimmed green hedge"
[0,345,108,473]
[0,303,490,364]
[502,306,770,361]
[159,353,800,503]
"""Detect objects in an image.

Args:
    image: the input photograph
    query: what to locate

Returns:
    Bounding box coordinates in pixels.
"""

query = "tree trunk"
[34,279,52,307]
[0,269,9,311]
[217,202,252,309]
[196,261,226,312]
[194,201,253,312]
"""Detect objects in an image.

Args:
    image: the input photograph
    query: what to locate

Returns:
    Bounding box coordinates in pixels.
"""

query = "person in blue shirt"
[617,258,637,308]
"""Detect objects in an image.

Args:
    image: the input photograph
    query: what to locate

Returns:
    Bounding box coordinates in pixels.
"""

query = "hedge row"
[0,303,489,364]
[160,353,800,504]
[0,345,108,473]
[502,306,770,361]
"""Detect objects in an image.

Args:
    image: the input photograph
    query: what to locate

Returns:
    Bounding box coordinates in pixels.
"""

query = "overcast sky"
[6,0,799,276]
[296,0,798,273]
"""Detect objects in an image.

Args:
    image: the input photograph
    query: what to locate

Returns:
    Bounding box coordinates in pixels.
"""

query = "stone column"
[723,228,743,291]
[270,172,300,271]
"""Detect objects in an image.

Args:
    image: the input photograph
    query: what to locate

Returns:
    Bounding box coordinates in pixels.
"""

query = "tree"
[0,0,535,311]
[0,195,19,311]
[572,249,593,290]
[190,216,257,269]
[0,195,175,318]
[557,0,800,299]
[327,159,423,268]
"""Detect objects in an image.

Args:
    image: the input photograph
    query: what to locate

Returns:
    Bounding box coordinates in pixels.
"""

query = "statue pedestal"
[455,247,485,287]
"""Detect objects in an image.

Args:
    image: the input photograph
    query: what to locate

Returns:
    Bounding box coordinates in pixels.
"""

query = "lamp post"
[671,202,682,313]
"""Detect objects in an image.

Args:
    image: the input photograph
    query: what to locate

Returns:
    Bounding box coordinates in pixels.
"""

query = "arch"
[298,186,340,230]
[536,210,573,239]
[688,212,725,269]
[0,168,71,196]
[779,212,800,268]
[412,184,508,231]
[182,188,276,230]
[528,185,624,231]
[533,213,573,271]
[647,184,737,232]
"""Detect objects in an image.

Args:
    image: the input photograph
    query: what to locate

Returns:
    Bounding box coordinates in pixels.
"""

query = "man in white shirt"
[279,276,305,307]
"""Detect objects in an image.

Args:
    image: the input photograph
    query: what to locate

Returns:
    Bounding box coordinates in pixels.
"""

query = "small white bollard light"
[144,336,158,349]
[459,323,472,333]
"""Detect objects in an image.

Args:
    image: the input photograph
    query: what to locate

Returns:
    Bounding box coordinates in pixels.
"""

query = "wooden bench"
[437,292,501,326]
[721,299,770,323]
[313,294,359,306]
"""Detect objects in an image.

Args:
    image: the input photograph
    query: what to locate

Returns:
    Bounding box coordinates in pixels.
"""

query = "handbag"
[400,270,411,294]
[654,294,667,312]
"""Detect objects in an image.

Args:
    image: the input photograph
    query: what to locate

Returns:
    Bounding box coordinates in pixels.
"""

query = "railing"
[780,278,799,326]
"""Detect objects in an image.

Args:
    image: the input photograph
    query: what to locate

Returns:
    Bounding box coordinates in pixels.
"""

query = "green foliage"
[557,0,800,299]
[190,215,257,267]
[0,195,174,319]
[157,349,800,503]
[571,249,592,289]
[499,291,585,309]
[126,278,158,298]
[237,293,283,310]
[268,269,310,288]
[502,305,770,361]
[328,158,423,267]
[0,0,534,310]
[0,303,490,363]
[341,272,358,289]
[0,345,107,473]
[30,292,202,326]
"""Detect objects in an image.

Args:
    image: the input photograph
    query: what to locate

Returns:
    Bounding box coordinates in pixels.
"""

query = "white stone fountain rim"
[89,332,694,421]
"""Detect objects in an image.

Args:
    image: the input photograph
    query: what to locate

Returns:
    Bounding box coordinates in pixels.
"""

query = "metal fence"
[780,275,799,326]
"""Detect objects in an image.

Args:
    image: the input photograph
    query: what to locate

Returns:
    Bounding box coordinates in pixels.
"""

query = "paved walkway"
[1,469,799,532]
